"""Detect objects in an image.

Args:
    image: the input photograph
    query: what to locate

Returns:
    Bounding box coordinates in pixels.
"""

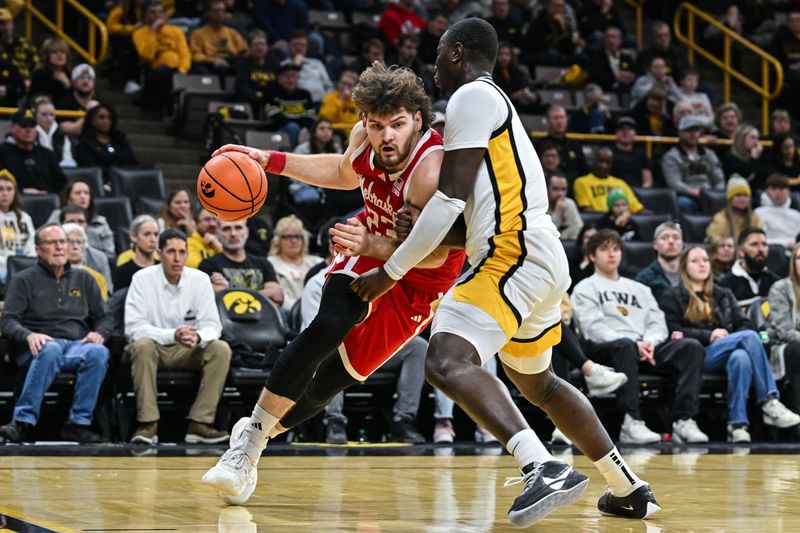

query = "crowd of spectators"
[3,0,800,446]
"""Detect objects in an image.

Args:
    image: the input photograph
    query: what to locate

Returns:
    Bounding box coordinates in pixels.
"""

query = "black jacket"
[587,49,636,92]
[74,131,139,176]
[0,139,66,193]
[659,284,753,346]
[718,264,781,307]
[0,261,113,348]
[29,68,71,104]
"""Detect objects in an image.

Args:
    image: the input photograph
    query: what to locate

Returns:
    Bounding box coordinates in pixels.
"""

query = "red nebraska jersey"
[328,128,465,293]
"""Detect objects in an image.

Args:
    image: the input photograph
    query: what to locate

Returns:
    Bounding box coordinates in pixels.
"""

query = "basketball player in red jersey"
[202,63,465,504]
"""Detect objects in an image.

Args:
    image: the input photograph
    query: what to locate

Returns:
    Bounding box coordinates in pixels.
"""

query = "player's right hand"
[212,144,270,170]
[395,203,421,241]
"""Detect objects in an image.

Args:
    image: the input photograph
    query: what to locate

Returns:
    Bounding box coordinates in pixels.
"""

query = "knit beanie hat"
[726,175,751,200]
[607,188,629,210]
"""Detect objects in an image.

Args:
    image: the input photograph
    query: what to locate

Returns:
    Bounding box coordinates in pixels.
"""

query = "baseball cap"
[0,9,12,22]
[278,60,301,74]
[11,108,35,127]
[71,63,96,82]
[679,114,706,131]
[615,116,636,129]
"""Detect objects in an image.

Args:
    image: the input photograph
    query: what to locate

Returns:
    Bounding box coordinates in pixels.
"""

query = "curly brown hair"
[352,62,433,128]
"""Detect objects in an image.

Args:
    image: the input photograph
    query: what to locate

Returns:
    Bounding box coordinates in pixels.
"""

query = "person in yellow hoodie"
[319,70,360,142]
[573,146,646,213]
[187,208,222,269]
[190,0,247,78]
[133,0,190,116]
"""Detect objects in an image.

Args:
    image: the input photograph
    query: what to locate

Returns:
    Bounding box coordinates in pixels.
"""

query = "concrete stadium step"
[137,146,205,166]
[126,132,201,149]
[159,163,203,185]
[123,119,176,135]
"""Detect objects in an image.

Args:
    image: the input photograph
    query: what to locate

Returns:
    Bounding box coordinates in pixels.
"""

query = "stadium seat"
[631,213,670,241]
[791,192,800,212]
[538,89,574,109]
[6,255,36,286]
[533,66,565,85]
[621,241,656,274]
[633,187,679,218]
[21,193,60,228]
[561,239,578,261]
[110,167,166,205]
[245,130,292,151]
[309,9,348,31]
[94,196,133,236]
[700,188,727,214]
[63,166,105,196]
[580,211,605,227]
[115,228,131,255]
[208,101,255,120]
[173,73,224,94]
[351,11,381,27]
[766,244,789,278]
[680,213,713,243]
[136,196,165,217]
[519,114,547,133]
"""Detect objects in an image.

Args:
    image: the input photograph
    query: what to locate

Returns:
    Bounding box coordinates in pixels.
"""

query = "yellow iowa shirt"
[573,173,645,213]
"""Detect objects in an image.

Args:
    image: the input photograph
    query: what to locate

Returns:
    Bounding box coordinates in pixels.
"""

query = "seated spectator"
[346,39,385,76]
[597,188,639,241]
[57,64,100,138]
[719,227,781,307]
[569,222,598,291]
[570,83,611,134]
[722,124,771,189]
[661,245,800,442]
[187,208,222,268]
[245,215,272,257]
[633,223,683,303]
[770,133,800,183]
[268,214,323,311]
[769,108,792,140]
[577,0,624,46]
[106,0,146,92]
[630,87,674,137]
[189,0,247,78]
[706,176,763,244]
[63,222,108,299]
[766,242,800,413]
[587,26,636,96]
[710,236,736,280]
[610,116,653,188]
[263,61,315,148]
[547,172,582,240]
[292,118,345,229]
[158,188,196,236]
[542,105,589,180]
[630,57,682,108]
[48,178,115,258]
[133,0,191,117]
[300,227,426,444]
[678,68,713,121]
[572,230,708,444]
[0,172,34,285]
[638,21,688,80]
[538,140,562,179]
[0,109,66,194]
[286,29,332,104]
[0,7,40,82]
[252,0,310,46]
[234,29,278,120]
[712,102,742,159]
[198,219,283,306]
[755,173,800,250]
[388,33,434,95]
[33,95,76,168]
[114,214,160,291]
[59,205,113,292]
[573,147,645,213]
[522,0,582,68]
[124,228,232,444]
[380,0,426,47]
[485,0,524,52]
[0,49,23,108]
[662,114,725,213]
[319,70,359,142]
[74,103,140,181]
[492,42,543,115]
[28,37,71,105]
[0,223,111,444]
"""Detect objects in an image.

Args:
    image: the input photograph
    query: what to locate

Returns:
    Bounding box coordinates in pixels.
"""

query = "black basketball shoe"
[598,483,661,519]
[505,460,590,528]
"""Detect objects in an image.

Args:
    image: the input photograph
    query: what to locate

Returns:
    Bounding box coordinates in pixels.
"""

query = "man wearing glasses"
[0,223,112,444]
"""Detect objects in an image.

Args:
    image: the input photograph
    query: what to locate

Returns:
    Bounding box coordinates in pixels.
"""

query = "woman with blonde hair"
[722,124,772,190]
[29,37,72,104]
[709,236,736,280]
[267,215,323,310]
[706,175,763,243]
[0,174,35,285]
[766,242,800,414]
[33,95,75,167]
[660,246,800,442]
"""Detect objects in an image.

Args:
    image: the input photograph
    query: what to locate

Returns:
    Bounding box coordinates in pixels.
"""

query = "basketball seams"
[220,153,258,217]
[198,153,267,221]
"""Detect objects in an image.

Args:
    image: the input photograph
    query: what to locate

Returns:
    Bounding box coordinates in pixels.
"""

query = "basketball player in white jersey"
[353,18,661,527]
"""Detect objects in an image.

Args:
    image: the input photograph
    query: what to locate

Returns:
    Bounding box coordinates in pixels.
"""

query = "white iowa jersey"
[443,76,557,265]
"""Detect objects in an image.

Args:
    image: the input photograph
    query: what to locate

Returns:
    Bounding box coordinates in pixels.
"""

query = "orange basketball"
[197,151,268,221]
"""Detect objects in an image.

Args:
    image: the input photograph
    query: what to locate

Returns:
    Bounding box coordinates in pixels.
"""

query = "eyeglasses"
[39,239,67,246]
[281,234,304,241]
[67,239,85,246]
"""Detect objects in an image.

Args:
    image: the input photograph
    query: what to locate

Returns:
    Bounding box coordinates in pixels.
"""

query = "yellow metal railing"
[22,0,108,66]
[673,2,783,134]
[624,0,645,51]
[0,107,84,118]
[528,132,758,159]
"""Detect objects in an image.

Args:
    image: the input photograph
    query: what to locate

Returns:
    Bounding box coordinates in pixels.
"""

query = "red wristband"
[265,150,286,174]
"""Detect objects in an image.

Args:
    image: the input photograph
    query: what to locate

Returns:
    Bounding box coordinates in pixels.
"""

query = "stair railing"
[22,0,108,66]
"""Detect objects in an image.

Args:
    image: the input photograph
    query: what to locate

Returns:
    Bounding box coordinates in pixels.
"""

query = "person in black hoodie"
[0,108,66,194]
[74,102,139,181]
[660,245,800,443]
[234,29,278,119]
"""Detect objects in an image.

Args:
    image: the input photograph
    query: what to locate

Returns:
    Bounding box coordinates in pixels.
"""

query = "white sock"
[506,429,554,470]
[242,405,279,463]
[593,447,645,496]
[268,426,285,438]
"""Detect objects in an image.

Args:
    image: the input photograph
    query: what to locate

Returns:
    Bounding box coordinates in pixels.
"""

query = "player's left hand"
[351,267,397,302]
[395,203,421,242]
[330,217,370,256]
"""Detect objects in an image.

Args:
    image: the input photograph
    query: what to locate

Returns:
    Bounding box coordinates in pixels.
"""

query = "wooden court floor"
[0,450,799,532]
